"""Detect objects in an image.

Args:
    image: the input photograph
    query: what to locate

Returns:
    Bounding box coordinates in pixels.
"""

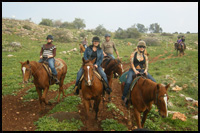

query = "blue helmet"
[105,33,111,37]
[46,35,54,40]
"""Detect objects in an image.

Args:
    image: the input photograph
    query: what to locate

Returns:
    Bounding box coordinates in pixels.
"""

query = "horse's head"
[82,57,96,86]
[20,60,32,84]
[155,83,170,118]
[113,59,124,78]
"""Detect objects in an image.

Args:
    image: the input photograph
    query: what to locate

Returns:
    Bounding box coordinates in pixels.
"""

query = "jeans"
[39,58,57,76]
[75,66,109,87]
[122,68,156,100]
[107,53,115,59]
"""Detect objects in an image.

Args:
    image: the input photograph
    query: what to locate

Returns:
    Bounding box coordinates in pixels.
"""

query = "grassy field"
[2,23,198,131]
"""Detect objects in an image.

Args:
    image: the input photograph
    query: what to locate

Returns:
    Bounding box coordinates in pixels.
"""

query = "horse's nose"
[88,81,91,86]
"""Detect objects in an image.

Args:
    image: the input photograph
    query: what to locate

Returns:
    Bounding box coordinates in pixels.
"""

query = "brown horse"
[101,57,124,101]
[79,44,85,56]
[20,58,67,112]
[121,76,170,129]
[81,58,103,127]
[174,43,185,56]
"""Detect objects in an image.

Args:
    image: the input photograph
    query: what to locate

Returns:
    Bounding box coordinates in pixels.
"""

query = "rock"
[168,111,177,114]
[192,115,198,120]
[10,42,21,47]
[165,75,170,79]
[73,48,77,51]
[62,51,66,54]
[192,101,198,107]
[20,97,23,100]
[7,54,14,57]
[185,97,194,102]
[187,106,195,110]
[172,112,187,121]
[179,94,185,97]
[16,112,20,114]
[171,85,182,91]
[168,101,173,107]
[182,84,188,89]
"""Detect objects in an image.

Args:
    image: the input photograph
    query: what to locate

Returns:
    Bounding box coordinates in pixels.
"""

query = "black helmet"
[105,33,111,37]
[92,36,100,42]
[46,35,54,40]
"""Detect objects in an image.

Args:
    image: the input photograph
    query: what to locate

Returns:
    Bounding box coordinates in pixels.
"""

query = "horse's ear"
[157,84,160,90]
[91,58,96,64]
[165,83,170,91]
[20,61,23,65]
[27,60,29,64]
[82,57,85,63]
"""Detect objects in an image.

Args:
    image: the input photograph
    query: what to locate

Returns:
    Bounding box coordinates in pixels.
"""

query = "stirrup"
[73,86,79,95]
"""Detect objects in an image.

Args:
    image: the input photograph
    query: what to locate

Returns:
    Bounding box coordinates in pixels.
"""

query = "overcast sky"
[2,2,198,33]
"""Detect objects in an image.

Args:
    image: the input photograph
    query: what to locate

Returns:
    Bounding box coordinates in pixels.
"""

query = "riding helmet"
[46,35,54,40]
[137,41,146,47]
[92,36,100,42]
[105,33,111,37]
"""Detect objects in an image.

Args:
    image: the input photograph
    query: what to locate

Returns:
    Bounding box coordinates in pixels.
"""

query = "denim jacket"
[83,45,104,67]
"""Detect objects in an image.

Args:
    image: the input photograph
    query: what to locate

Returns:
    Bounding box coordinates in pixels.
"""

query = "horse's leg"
[127,108,132,126]
[57,74,66,103]
[94,96,101,120]
[83,99,90,130]
[141,109,150,128]
[36,87,43,112]
[102,90,105,109]
[108,76,112,102]
[41,87,51,105]
[133,109,142,129]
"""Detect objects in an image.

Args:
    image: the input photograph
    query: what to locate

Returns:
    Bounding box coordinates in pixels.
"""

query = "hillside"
[2,18,198,131]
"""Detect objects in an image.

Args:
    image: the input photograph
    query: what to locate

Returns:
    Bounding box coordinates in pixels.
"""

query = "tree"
[93,25,109,36]
[60,21,75,29]
[135,23,148,33]
[39,18,53,27]
[126,27,141,38]
[72,18,86,29]
[149,23,163,33]
[186,31,190,34]
[114,27,127,39]
[53,20,62,28]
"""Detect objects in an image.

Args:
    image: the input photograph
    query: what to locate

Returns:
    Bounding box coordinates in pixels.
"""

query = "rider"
[39,35,60,84]
[101,33,120,59]
[181,35,186,49]
[73,36,112,95]
[82,37,88,49]
[122,40,156,105]
[177,36,184,49]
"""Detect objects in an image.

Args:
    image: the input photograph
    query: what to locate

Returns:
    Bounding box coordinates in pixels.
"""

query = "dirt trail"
[2,50,178,131]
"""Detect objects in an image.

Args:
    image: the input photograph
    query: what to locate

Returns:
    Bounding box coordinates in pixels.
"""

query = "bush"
[101,119,128,131]
[39,18,53,27]
[161,32,173,36]
[147,33,156,37]
[52,29,73,43]
[143,37,160,46]
[23,25,32,30]
[79,32,87,38]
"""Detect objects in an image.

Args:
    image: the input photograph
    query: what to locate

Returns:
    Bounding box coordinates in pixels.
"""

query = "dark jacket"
[84,45,104,67]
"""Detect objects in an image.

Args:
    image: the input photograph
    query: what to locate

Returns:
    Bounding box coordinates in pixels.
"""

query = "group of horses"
[20,43,170,130]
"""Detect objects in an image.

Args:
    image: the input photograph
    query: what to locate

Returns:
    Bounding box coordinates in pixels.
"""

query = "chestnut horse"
[20,58,67,112]
[174,43,185,56]
[81,58,103,128]
[79,44,85,56]
[101,57,124,101]
[121,75,170,129]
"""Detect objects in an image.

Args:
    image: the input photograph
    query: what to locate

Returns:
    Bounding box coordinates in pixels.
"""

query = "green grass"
[101,118,128,131]
[34,116,83,131]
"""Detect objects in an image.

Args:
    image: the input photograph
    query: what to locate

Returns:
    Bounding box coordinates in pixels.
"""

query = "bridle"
[83,63,95,86]
[154,89,168,114]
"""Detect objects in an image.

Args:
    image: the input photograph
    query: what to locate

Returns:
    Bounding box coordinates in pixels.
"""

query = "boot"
[122,97,128,108]
[73,85,79,95]
[53,75,60,85]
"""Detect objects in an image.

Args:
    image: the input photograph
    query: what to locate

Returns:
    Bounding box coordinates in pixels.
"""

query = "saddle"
[41,58,64,85]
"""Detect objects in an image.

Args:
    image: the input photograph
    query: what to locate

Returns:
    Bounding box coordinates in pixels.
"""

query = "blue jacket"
[84,45,104,67]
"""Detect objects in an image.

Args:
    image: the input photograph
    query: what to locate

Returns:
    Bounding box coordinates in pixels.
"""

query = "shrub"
[23,25,32,30]
[143,37,160,46]
[52,29,73,43]
[79,32,87,38]
[161,32,173,36]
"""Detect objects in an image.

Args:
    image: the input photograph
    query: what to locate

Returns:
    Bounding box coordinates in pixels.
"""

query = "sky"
[2,2,198,33]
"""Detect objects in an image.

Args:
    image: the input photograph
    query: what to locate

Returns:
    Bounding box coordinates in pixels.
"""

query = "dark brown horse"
[81,58,103,128]
[20,58,67,112]
[79,44,85,56]
[174,43,185,56]
[121,75,170,129]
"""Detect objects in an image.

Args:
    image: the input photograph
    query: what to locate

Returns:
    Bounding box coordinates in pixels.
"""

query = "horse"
[81,57,103,128]
[79,44,85,56]
[174,43,185,56]
[121,74,170,129]
[101,56,124,101]
[20,58,67,112]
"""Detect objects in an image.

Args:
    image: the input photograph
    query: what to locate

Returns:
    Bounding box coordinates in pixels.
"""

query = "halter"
[83,63,95,86]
